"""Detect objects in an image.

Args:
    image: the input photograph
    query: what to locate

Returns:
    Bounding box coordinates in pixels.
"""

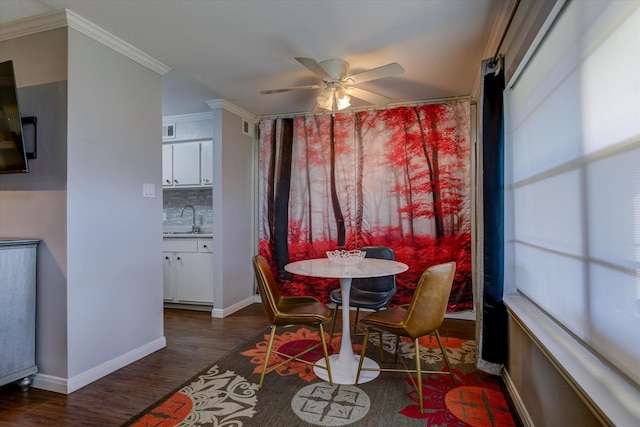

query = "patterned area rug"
[126,326,519,426]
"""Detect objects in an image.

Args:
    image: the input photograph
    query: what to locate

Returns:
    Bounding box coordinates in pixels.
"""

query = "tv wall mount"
[21,116,37,159]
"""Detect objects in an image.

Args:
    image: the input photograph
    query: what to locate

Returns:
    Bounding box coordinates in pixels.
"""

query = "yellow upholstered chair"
[355,262,457,413]
[253,255,333,389]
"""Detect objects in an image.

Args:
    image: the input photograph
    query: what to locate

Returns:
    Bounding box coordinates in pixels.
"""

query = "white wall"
[1,13,167,393]
[211,105,255,316]
[0,28,70,380]
[65,28,164,386]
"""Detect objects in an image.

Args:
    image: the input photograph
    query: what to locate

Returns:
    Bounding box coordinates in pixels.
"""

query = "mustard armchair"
[253,255,333,389]
[355,262,457,413]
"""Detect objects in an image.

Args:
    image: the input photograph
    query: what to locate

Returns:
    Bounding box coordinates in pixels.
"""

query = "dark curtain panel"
[477,57,507,373]
[273,118,294,275]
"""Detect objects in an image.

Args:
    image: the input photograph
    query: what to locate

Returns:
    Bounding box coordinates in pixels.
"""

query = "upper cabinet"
[162,141,212,187]
[162,113,214,188]
[200,140,213,185]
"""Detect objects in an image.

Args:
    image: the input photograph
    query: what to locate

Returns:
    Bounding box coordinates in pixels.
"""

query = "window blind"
[505,0,640,386]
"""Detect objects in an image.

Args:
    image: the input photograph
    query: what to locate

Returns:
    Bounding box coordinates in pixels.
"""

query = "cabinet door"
[162,145,173,186]
[172,142,201,186]
[175,253,213,303]
[200,140,213,185]
[163,253,174,300]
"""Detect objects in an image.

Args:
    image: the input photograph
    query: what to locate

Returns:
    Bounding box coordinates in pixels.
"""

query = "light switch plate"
[143,183,155,197]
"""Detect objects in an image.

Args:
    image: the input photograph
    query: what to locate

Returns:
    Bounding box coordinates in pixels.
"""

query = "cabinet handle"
[165,179,171,184]
[203,244,207,248]
[174,179,179,184]
[165,256,170,260]
[176,256,181,260]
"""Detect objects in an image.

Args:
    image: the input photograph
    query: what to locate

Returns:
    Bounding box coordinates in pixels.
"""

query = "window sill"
[504,294,640,427]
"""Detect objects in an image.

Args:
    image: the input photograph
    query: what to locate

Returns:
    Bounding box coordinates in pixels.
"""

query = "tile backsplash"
[163,188,213,232]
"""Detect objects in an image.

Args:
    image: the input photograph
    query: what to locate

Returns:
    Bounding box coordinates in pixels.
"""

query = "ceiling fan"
[261,57,405,113]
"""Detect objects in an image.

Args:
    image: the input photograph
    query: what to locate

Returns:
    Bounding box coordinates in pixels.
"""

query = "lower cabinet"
[163,238,213,306]
[0,239,39,391]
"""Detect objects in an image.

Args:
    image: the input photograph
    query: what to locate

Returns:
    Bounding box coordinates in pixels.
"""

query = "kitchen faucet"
[180,205,199,233]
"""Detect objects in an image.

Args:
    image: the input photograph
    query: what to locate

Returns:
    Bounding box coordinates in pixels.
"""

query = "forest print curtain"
[258,101,472,311]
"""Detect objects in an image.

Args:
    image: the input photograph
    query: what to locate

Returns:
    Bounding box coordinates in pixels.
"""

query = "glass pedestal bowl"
[326,249,366,266]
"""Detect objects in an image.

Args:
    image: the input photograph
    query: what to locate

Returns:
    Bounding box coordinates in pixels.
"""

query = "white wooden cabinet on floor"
[163,237,213,306]
[0,239,39,391]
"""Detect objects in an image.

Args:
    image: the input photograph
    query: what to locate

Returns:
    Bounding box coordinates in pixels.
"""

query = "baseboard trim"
[502,368,534,427]
[30,373,67,394]
[31,336,167,394]
[211,296,256,318]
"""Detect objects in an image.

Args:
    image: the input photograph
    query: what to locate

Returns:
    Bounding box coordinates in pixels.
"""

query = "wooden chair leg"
[259,325,277,389]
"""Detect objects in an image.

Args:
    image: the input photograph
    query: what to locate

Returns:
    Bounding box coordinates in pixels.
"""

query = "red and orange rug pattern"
[127,327,519,426]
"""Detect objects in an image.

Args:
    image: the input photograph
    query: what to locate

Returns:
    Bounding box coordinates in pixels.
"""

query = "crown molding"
[206,99,255,123]
[0,9,67,41]
[0,9,170,76]
[162,112,212,125]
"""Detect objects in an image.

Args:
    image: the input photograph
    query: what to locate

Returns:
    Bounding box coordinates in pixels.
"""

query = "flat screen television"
[0,60,29,174]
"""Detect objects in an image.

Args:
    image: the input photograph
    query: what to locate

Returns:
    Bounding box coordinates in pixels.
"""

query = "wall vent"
[162,123,176,139]
[242,119,253,137]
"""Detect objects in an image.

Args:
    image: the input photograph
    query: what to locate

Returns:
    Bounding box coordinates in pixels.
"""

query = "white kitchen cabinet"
[172,142,201,186]
[200,139,213,186]
[162,140,213,187]
[162,144,173,186]
[163,237,213,306]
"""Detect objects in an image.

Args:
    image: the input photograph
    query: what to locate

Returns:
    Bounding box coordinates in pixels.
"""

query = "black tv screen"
[0,60,28,174]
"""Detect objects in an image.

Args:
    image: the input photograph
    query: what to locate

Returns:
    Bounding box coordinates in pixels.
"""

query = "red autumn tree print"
[258,102,472,311]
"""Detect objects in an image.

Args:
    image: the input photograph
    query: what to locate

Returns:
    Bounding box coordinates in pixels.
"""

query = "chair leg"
[352,307,360,334]
[394,335,400,364]
[415,337,423,413]
[318,323,333,385]
[435,329,456,384]
[259,325,277,389]
[329,304,340,340]
[355,328,371,384]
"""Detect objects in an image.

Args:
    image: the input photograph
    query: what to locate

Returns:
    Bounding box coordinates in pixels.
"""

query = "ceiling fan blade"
[260,84,320,95]
[295,57,331,79]
[347,62,404,84]
[310,103,325,114]
[347,87,393,105]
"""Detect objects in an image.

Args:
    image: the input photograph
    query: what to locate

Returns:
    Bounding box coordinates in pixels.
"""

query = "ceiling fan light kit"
[316,84,351,111]
[261,57,404,113]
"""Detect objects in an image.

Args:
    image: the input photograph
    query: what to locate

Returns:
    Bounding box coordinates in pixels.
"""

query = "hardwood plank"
[0,304,474,426]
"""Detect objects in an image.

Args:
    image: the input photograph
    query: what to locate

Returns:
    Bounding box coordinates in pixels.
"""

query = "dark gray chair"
[328,246,397,339]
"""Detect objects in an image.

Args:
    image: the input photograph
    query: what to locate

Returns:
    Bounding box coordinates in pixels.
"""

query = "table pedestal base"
[314,354,379,385]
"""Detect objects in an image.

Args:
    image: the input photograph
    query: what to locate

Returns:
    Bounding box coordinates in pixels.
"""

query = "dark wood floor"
[0,304,474,426]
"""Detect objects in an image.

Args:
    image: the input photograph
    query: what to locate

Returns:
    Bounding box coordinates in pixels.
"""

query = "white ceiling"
[0,0,510,117]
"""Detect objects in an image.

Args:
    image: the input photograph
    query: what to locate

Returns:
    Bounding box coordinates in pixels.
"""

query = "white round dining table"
[285,257,409,384]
